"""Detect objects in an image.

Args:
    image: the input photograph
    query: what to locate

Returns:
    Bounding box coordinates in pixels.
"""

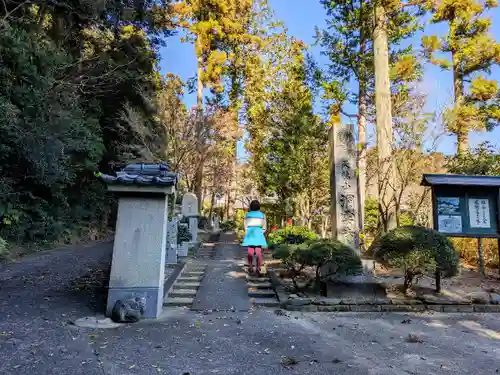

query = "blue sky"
[159,0,500,158]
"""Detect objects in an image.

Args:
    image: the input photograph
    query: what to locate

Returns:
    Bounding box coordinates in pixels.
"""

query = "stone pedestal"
[178,242,189,257]
[106,185,174,319]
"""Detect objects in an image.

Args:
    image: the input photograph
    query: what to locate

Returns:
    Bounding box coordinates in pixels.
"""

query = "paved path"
[191,233,251,312]
[1,239,500,375]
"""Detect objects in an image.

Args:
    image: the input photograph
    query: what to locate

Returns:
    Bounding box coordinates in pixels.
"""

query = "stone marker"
[177,223,189,257]
[166,218,178,265]
[181,192,198,216]
[97,163,178,319]
[213,214,220,232]
[325,124,377,284]
[329,123,360,250]
[182,193,199,243]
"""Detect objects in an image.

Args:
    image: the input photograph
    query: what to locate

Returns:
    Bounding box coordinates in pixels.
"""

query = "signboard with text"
[432,187,498,238]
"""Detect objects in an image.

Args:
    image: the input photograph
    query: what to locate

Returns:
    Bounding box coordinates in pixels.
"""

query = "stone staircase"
[195,243,217,260]
[163,264,207,307]
[247,272,279,307]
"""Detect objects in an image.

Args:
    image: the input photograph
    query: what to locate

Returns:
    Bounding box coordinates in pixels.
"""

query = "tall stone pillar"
[330,123,360,251]
[182,193,199,244]
[97,163,178,319]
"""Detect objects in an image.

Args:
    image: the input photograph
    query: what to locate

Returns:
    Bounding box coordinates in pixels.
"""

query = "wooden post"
[497,238,500,278]
[478,237,485,276]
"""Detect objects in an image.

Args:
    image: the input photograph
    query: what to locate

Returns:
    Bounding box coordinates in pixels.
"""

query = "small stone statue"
[111,296,146,323]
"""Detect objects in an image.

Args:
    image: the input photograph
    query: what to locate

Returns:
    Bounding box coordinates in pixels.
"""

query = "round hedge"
[373,226,459,277]
[268,226,318,249]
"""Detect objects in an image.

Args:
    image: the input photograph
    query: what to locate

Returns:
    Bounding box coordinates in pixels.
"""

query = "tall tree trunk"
[357,0,367,249]
[208,191,216,222]
[357,83,367,245]
[194,48,204,209]
[373,3,396,232]
[452,53,468,156]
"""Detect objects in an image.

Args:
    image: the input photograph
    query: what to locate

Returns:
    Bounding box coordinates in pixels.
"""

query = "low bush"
[268,226,318,249]
[220,220,236,232]
[273,239,362,291]
[177,225,192,244]
[372,226,459,294]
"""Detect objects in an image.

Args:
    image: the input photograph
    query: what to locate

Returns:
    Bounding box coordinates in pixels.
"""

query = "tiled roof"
[421,174,500,187]
[97,163,179,186]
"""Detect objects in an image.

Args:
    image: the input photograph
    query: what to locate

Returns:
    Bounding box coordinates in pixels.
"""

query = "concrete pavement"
[0,239,499,375]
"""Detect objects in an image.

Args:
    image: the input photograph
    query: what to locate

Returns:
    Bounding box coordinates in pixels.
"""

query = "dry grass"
[451,237,499,269]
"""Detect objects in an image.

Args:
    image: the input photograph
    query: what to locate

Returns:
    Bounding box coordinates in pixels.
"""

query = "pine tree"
[172,0,271,208]
[422,0,500,156]
[317,0,422,233]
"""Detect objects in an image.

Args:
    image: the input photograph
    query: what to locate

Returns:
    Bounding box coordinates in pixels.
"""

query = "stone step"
[185,267,206,272]
[248,289,276,298]
[247,282,273,289]
[251,298,280,307]
[182,271,205,277]
[172,282,201,289]
[177,276,203,282]
[247,277,270,283]
[164,297,194,306]
[169,289,198,297]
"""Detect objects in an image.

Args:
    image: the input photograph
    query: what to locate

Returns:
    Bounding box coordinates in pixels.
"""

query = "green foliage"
[364,197,379,240]
[0,1,173,249]
[234,209,246,231]
[268,226,319,249]
[273,239,362,290]
[316,0,423,119]
[423,0,500,152]
[0,237,10,262]
[178,225,193,244]
[373,226,460,292]
[220,220,237,232]
[399,212,415,227]
[447,142,500,176]
[306,239,363,281]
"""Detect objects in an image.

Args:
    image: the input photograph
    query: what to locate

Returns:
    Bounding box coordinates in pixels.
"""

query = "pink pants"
[247,247,262,272]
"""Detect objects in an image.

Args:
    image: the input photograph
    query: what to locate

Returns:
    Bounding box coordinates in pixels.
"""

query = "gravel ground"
[1,241,500,375]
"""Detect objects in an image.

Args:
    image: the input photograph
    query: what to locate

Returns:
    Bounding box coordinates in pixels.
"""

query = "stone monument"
[97,163,178,319]
[330,123,360,250]
[327,125,377,290]
[177,222,190,257]
[213,214,220,232]
[181,193,198,244]
[166,218,178,265]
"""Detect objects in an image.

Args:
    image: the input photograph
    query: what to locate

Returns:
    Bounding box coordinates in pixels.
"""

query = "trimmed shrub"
[273,239,363,291]
[177,225,192,245]
[268,226,318,249]
[373,226,459,293]
[306,239,363,282]
[220,220,236,232]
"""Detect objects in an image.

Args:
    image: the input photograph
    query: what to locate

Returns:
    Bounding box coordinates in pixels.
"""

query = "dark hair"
[249,200,260,212]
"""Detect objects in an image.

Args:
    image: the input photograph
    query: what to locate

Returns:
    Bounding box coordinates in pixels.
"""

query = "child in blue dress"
[242,200,267,275]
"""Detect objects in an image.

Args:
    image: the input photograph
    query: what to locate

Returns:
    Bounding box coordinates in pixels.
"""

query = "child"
[242,200,267,275]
